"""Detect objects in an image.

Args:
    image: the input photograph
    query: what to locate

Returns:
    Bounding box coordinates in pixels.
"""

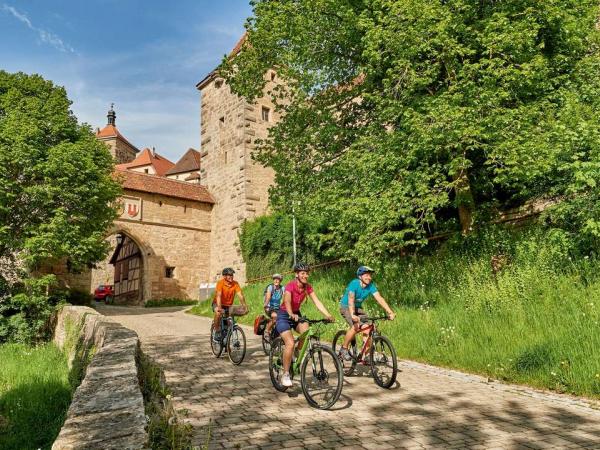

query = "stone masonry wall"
[114,189,212,301]
[56,189,212,302]
[199,73,278,284]
[99,136,138,164]
[52,306,147,449]
[200,79,252,282]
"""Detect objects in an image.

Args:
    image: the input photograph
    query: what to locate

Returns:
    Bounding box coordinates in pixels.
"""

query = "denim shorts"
[276,310,302,334]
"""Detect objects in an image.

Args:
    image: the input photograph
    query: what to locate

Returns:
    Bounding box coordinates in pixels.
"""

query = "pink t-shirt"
[280,280,314,313]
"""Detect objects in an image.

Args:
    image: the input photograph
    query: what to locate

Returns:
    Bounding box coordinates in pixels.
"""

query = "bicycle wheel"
[227,325,246,365]
[268,337,289,392]
[300,345,343,409]
[332,330,357,376]
[262,328,272,355]
[209,322,223,357]
[370,335,398,389]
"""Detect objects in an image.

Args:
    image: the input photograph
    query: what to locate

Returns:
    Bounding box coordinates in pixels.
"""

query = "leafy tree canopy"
[222,0,600,262]
[0,71,121,274]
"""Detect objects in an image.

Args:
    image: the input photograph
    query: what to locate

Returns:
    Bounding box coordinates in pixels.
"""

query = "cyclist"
[277,262,334,387]
[263,273,284,339]
[338,265,395,361]
[212,267,247,341]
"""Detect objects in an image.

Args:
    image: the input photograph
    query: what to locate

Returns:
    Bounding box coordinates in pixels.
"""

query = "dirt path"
[98,304,600,449]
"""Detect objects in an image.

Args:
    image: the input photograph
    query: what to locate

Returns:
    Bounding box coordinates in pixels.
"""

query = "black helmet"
[293,262,311,273]
[222,267,235,276]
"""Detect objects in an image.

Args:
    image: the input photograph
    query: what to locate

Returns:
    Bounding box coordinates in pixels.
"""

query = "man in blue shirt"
[338,266,395,361]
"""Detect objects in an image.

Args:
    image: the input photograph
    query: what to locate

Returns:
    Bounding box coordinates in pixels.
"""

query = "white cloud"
[2,4,74,53]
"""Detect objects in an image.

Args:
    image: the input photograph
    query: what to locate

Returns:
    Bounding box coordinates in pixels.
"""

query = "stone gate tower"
[196,36,279,283]
[96,105,139,164]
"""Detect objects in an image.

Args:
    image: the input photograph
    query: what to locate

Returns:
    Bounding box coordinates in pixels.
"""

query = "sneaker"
[281,372,293,387]
[339,347,353,362]
[212,330,220,343]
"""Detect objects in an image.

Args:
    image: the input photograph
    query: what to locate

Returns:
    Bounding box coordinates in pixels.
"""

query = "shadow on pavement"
[111,314,600,450]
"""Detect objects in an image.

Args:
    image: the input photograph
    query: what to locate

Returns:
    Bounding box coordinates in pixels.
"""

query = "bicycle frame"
[355,322,376,360]
[290,327,319,376]
[348,316,387,363]
[219,312,236,340]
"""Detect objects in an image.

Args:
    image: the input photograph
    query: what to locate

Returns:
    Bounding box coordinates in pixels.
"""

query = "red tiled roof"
[229,32,247,58]
[166,148,201,175]
[197,33,248,90]
[115,169,214,204]
[96,124,139,152]
[116,148,175,176]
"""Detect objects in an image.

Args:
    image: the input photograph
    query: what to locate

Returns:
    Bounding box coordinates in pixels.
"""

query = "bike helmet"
[356,265,375,277]
[222,267,235,276]
[272,273,283,280]
[293,262,311,273]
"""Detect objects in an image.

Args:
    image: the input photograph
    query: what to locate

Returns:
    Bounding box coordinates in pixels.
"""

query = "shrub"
[0,275,63,344]
[65,288,93,306]
[239,213,327,278]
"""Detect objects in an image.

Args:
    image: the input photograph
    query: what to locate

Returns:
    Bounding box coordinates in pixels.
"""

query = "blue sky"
[0,0,252,161]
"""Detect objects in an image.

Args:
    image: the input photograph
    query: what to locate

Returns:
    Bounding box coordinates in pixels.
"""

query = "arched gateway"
[109,233,144,303]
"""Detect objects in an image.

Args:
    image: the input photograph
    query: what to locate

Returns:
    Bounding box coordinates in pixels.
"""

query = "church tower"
[196,35,279,283]
[96,105,139,164]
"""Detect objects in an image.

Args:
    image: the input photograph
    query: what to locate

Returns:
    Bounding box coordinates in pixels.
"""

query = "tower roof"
[96,105,139,153]
[165,148,201,176]
[115,148,175,176]
[196,33,247,91]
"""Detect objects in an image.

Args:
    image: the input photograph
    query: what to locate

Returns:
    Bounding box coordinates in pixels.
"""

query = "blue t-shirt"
[266,284,284,309]
[340,278,378,309]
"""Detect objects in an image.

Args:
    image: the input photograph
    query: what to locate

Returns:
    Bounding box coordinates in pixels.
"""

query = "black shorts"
[212,304,229,313]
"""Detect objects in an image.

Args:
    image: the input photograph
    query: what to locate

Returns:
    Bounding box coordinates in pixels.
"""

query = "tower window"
[224,151,229,164]
[144,168,149,174]
[219,116,225,125]
[261,106,270,122]
[165,266,175,278]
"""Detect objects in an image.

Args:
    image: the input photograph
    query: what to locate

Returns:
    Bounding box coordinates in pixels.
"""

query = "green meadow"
[0,343,72,450]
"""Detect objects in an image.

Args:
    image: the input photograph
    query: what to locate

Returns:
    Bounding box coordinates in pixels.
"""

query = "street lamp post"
[292,205,297,267]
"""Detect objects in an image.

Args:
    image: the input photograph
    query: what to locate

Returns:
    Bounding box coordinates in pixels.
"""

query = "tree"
[222,0,600,262]
[0,71,121,277]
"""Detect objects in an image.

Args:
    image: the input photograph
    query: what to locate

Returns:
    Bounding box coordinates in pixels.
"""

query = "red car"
[94,285,114,303]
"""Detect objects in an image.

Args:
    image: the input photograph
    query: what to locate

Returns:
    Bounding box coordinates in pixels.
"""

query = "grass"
[190,225,600,399]
[136,350,193,449]
[145,298,198,308]
[0,343,72,450]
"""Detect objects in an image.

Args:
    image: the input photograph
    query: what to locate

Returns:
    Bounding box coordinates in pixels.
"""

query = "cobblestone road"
[99,305,600,450]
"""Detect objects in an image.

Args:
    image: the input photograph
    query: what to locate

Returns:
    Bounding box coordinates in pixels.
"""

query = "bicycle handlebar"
[299,318,335,325]
[359,315,390,323]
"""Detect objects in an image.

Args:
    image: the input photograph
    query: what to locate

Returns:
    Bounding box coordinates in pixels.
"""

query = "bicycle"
[332,315,398,389]
[210,307,247,365]
[261,318,280,355]
[268,318,343,410]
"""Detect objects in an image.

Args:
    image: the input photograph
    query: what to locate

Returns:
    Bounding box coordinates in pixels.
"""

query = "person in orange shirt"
[212,267,247,340]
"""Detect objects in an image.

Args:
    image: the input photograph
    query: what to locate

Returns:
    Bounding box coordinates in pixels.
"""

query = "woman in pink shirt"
[276,262,334,387]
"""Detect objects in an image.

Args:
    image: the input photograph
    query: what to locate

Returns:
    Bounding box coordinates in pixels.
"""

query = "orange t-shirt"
[214,279,241,307]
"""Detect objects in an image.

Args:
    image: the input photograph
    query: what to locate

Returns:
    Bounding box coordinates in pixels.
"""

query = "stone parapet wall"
[52,306,147,450]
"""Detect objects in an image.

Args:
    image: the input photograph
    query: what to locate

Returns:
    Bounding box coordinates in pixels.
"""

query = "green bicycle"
[268,318,343,410]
